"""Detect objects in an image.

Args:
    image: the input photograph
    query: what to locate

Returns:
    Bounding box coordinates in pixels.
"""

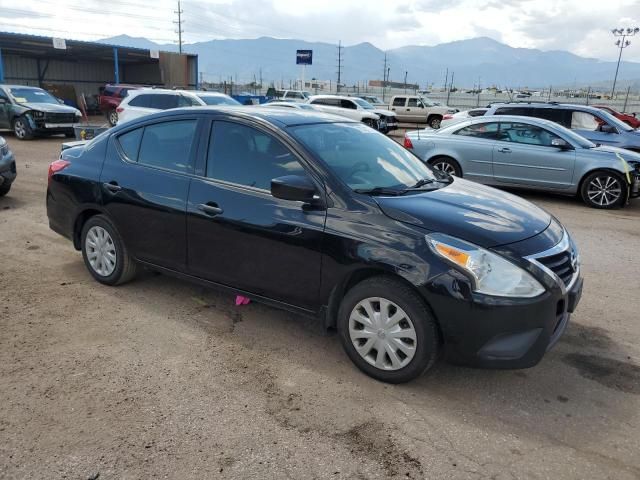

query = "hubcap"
[348,297,417,371]
[587,176,621,206]
[85,226,117,276]
[14,120,25,138]
[431,119,441,129]
[433,161,456,175]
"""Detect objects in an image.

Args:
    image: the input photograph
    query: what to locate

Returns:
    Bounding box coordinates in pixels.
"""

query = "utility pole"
[382,53,388,101]
[259,67,263,94]
[336,40,344,93]
[611,27,639,98]
[404,71,408,93]
[174,0,184,54]
[444,68,448,91]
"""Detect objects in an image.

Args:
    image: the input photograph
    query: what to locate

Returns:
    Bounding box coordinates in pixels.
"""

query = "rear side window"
[150,94,179,110]
[494,107,533,116]
[137,120,197,172]
[454,122,499,139]
[128,94,152,108]
[392,97,406,107]
[207,121,304,190]
[117,128,143,160]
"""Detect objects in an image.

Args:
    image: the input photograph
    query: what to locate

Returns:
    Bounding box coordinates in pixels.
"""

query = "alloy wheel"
[348,297,417,371]
[85,226,117,277]
[587,175,622,207]
[14,120,26,139]
[433,161,457,175]
[109,111,118,126]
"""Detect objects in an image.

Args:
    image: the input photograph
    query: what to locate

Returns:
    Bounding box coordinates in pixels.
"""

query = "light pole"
[611,27,639,99]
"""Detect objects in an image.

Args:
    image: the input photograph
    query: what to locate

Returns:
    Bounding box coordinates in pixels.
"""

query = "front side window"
[407,98,420,107]
[498,123,560,147]
[137,120,197,172]
[341,99,357,109]
[570,111,602,131]
[207,121,304,190]
[291,122,436,191]
[392,97,406,107]
[454,122,499,139]
[178,95,201,107]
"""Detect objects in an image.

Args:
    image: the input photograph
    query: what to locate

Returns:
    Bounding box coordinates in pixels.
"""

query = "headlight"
[426,233,545,298]
[32,110,45,118]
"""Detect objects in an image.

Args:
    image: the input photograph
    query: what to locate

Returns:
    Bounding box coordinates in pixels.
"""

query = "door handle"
[498,147,512,153]
[103,182,122,192]
[406,108,411,111]
[198,203,223,216]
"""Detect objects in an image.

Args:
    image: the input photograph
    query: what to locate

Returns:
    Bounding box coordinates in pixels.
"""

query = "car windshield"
[594,108,633,132]
[198,95,241,106]
[290,122,438,192]
[8,87,58,104]
[353,98,375,110]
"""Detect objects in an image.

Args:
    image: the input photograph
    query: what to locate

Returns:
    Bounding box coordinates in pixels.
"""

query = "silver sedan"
[404,115,640,209]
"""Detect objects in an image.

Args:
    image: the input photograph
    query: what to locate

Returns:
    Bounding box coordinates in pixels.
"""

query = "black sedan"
[46,107,583,383]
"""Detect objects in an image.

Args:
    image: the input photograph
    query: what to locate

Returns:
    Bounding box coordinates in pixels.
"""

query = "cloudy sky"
[1,0,640,61]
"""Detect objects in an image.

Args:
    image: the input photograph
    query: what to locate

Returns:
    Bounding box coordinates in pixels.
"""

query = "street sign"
[296,50,313,65]
[52,38,67,50]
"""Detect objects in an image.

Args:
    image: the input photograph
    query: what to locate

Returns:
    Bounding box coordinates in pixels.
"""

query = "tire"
[13,116,33,140]
[0,182,11,197]
[80,214,137,285]
[107,109,118,127]
[428,156,462,177]
[428,115,442,129]
[363,118,377,129]
[337,276,440,383]
[580,170,628,209]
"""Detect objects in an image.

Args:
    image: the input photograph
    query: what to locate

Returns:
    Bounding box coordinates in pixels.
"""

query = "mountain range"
[99,35,640,90]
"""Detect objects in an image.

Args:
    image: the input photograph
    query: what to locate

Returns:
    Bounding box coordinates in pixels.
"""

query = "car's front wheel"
[338,276,440,383]
[0,182,11,197]
[13,116,33,140]
[580,170,628,209]
[81,215,137,285]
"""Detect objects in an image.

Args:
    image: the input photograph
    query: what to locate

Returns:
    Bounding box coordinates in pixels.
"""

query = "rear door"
[186,118,326,310]
[390,97,408,121]
[493,121,575,189]
[405,97,426,123]
[100,115,202,270]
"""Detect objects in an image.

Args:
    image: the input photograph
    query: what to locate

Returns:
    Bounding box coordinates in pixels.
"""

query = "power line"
[174,0,184,54]
[337,41,343,91]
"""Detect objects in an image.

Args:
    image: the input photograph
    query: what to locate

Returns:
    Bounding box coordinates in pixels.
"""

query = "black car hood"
[18,102,79,114]
[375,178,551,248]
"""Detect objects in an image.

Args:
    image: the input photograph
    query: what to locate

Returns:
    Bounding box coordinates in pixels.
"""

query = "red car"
[594,105,640,129]
[98,84,143,126]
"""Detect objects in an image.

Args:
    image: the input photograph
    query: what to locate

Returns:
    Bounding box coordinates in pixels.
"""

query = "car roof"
[1,85,46,90]
[193,91,229,96]
[451,115,563,129]
[488,102,602,112]
[115,106,356,128]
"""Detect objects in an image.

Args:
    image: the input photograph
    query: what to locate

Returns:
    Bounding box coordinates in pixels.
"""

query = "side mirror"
[56,97,65,105]
[551,138,573,150]
[601,124,617,134]
[271,175,319,203]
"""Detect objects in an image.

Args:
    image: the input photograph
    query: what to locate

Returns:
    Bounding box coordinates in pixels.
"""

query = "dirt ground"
[1,133,639,480]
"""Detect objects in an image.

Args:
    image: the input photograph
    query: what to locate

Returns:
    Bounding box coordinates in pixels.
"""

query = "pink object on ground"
[235,295,251,306]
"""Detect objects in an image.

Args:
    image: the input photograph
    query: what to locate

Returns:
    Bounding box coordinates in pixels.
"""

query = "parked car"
[99,84,143,126]
[404,115,640,209]
[193,92,242,106]
[485,102,640,152]
[272,90,311,102]
[349,94,386,107]
[440,108,488,128]
[0,85,82,140]
[260,101,318,111]
[47,107,583,383]
[308,95,397,133]
[116,89,206,124]
[387,95,457,128]
[0,135,16,196]
[593,105,640,129]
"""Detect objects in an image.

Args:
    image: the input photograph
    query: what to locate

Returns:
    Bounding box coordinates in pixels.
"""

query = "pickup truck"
[387,95,457,128]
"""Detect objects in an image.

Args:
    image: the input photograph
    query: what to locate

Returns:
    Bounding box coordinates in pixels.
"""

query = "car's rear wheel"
[337,276,440,383]
[580,170,627,209]
[428,115,442,129]
[0,182,11,197]
[81,215,137,285]
[107,109,118,127]
[13,116,33,140]
[428,156,462,177]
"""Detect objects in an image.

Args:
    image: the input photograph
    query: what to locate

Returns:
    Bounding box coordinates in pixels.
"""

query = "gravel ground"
[1,133,639,480]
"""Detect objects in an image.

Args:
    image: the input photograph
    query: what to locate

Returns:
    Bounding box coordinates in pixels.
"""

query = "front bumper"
[424,269,583,369]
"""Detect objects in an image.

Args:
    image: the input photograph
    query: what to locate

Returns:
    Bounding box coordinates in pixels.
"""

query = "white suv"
[116,89,206,124]
[308,95,397,133]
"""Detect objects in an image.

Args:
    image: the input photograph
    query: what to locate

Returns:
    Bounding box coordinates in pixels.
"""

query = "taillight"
[443,114,454,120]
[116,107,124,113]
[48,159,70,185]
[403,136,414,149]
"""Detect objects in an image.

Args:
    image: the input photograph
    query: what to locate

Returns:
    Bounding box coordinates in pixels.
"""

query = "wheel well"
[73,209,102,250]
[577,168,627,195]
[324,269,443,343]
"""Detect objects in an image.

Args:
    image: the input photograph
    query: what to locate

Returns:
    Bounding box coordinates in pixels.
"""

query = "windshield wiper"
[410,178,436,188]
[354,187,404,196]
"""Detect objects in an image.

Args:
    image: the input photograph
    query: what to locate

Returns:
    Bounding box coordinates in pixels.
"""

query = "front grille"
[44,113,76,124]
[537,250,575,287]
[528,231,578,289]
[0,144,8,156]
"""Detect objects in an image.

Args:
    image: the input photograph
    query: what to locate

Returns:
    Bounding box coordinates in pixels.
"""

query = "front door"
[569,110,622,147]
[493,121,576,189]
[99,115,201,270]
[187,119,326,310]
